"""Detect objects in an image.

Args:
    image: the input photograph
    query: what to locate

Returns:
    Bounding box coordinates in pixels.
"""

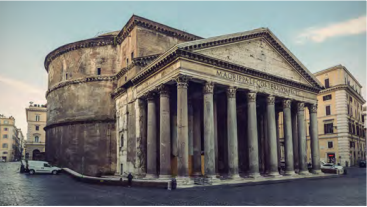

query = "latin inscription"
[216,70,299,96]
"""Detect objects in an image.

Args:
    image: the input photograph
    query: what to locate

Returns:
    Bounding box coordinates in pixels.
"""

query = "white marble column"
[175,75,190,178]
[146,92,157,178]
[309,103,321,174]
[267,95,280,176]
[283,100,295,175]
[227,86,240,179]
[247,91,260,178]
[297,103,309,175]
[158,84,171,179]
[203,82,216,178]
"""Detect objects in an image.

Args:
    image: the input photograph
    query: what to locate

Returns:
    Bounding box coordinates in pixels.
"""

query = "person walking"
[127,172,133,187]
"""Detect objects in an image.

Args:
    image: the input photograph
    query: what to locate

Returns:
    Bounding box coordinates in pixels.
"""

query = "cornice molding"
[46,75,116,98]
[111,87,127,100]
[44,118,115,130]
[319,84,366,103]
[131,49,321,93]
[44,36,115,72]
[115,15,202,45]
[179,32,322,89]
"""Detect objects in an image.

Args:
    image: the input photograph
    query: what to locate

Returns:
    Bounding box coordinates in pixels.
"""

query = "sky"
[0,1,366,137]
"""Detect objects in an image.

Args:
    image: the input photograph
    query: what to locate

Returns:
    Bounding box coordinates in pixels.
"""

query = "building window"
[323,95,332,101]
[35,136,39,143]
[328,141,333,149]
[65,73,68,80]
[2,152,7,154]
[2,144,8,148]
[36,115,40,122]
[350,141,355,148]
[126,58,129,66]
[97,68,101,75]
[350,97,353,103]
[325,79,330,88]
[4,120,8,124]
[324,123,334,134]
[3,135,7,138]
[326,106,331,116]
[4,128,7,131]
[131,52,134,59]
[35,126,39,131]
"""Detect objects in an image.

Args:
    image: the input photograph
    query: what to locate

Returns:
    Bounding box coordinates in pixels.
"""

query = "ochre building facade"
[25,104,47,160]
[44,15,324,178]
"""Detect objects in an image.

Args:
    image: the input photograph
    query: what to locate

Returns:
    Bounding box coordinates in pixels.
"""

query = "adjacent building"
[44,15,325,178]
[305,65,366,167]
[0,115,22,162]
[25,103,47,160]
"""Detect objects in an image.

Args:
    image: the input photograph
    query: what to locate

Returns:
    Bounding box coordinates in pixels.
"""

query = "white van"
[26,161,61,175]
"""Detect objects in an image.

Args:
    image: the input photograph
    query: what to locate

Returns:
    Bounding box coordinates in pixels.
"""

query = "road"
[0,162,365,206]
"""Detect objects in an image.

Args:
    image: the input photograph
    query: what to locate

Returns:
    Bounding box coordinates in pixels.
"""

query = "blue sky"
[0,1,366,135]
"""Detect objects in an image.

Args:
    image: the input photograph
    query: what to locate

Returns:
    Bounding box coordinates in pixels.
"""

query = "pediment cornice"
[177,29,323,89]
[131,49,321,93]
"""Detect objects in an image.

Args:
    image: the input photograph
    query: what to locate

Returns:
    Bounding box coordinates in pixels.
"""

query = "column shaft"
[158,85,171,178]
[297,103,308,174]
[309,104,321,174]
[192,98,202,176]
[146,92,157,178]
[176,75,189,178]
[227,86,239,178]
[267,95,280,176]
[203,82,216,178]
[283,100,295,175]
[247,92,260,177]
[291,108,299,172]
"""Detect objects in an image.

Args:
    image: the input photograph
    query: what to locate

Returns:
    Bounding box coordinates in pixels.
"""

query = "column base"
[144,174,158,179]
[298,170,311,176]
[176,176,193,185]
[248,172,262,179]
[311,169,322,175]
[158,174,172,180]
[268,171,282,177]
[228,174,242,180]
[284,170,296,176]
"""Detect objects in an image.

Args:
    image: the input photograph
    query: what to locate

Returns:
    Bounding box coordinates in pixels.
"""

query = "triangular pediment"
[197,38,311,85]
[178,29,323,88]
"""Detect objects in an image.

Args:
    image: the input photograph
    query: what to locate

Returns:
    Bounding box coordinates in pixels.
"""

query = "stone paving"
[0,162,366,206]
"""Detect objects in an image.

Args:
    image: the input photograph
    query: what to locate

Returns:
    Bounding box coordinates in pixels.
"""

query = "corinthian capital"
[247,91,257,102]
[283,99,291,108]
[309,103,318,113]
[266,95,275,105]
[173,74,190,89]
[297,102,305,111]
[203,82,214,94]
[227,86,237,98]
[157,84,170,97]
[144,91,156,102]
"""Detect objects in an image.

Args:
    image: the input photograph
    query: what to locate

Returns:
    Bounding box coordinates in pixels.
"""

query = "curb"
[62,168,170,189]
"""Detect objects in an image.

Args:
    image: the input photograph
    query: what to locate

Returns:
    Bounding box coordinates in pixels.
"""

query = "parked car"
[321,161,344,174]
[26,160,61,175]
[359,160,366,168]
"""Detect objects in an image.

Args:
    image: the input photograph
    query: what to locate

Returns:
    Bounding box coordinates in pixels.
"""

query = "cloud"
[295,15,366,44]
[0,75,45,97]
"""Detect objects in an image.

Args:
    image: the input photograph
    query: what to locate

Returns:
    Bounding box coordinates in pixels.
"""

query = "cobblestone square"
[0,162,365,206]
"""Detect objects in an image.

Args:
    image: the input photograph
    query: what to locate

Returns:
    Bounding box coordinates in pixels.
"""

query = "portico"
[114,28,324,181]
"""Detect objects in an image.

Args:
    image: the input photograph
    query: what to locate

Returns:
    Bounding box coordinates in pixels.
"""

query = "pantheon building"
[44,15,324,180]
